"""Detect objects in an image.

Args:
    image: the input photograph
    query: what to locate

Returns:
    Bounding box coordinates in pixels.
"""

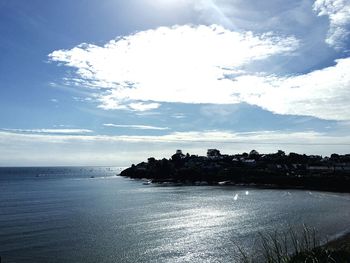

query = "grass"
[236,226,350,263]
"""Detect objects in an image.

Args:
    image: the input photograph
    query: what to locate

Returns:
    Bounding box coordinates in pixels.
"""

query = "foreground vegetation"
[237,227,350,262]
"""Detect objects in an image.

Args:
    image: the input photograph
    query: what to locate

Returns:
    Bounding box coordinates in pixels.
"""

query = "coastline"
[326,232,350,251]
[120,149,350,193]
[128,176,350,194]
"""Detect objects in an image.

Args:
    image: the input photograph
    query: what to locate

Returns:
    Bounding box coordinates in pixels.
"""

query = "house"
[207,149,221,159]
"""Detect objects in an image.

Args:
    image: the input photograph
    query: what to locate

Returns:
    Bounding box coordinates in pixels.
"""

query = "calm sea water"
[1,167,350,263]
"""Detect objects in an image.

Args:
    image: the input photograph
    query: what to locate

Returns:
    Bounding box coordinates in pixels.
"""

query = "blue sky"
[1,0,350,166]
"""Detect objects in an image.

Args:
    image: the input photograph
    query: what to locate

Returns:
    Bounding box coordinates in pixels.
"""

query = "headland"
[120,149,350,192]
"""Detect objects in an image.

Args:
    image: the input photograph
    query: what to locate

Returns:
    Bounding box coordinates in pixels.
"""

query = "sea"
[1,167,350,263]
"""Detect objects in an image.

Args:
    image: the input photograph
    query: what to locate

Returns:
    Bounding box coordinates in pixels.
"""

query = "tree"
[249,149,259,156]
[277,150,285,156]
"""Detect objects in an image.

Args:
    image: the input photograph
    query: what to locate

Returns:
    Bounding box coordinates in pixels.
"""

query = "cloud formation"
[313,0,350,49]
[3,129,347,146]
[49,25,298,108]
[231,57,350,120]
[103,123,170,130]
[49,24,350,121]
[1,128,93,134]
[1,129,350,166]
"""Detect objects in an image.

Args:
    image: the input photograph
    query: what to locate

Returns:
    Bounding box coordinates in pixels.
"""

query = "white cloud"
[0,129,346,147]
[49,24,299,109]
[172,113,186,119]
[103,123,169,130]
[127,102,161,111]
[230,57,350,120]
[313,0,350,49]
[49,24,350,121]
[2,128,93,134]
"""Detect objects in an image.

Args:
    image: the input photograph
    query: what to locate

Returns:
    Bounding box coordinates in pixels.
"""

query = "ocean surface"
[1,167,350,263]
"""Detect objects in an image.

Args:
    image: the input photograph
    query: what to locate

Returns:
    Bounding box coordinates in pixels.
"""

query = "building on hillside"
[207,149,221,159]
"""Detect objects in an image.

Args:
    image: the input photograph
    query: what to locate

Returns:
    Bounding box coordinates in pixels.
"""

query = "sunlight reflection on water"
[1,170,350,263]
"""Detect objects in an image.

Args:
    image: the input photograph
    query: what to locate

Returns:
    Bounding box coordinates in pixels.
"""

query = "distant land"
[120,149,350,192]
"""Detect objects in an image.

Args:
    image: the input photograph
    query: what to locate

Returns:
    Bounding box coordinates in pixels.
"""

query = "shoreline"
[120,149,350,194]
[129,176,350,194]
[326,232,350,251]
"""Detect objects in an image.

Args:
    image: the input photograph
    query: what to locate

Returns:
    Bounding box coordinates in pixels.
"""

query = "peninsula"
[120,149,350,192]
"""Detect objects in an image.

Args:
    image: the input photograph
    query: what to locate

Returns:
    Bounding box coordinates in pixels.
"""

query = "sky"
[1,0,350,166]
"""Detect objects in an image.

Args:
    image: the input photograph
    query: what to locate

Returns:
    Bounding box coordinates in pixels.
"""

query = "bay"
[1,167,350,262]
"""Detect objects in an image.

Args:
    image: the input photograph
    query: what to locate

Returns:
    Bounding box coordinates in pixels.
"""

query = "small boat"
[142,180,152,185]
[218,180,230,185]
